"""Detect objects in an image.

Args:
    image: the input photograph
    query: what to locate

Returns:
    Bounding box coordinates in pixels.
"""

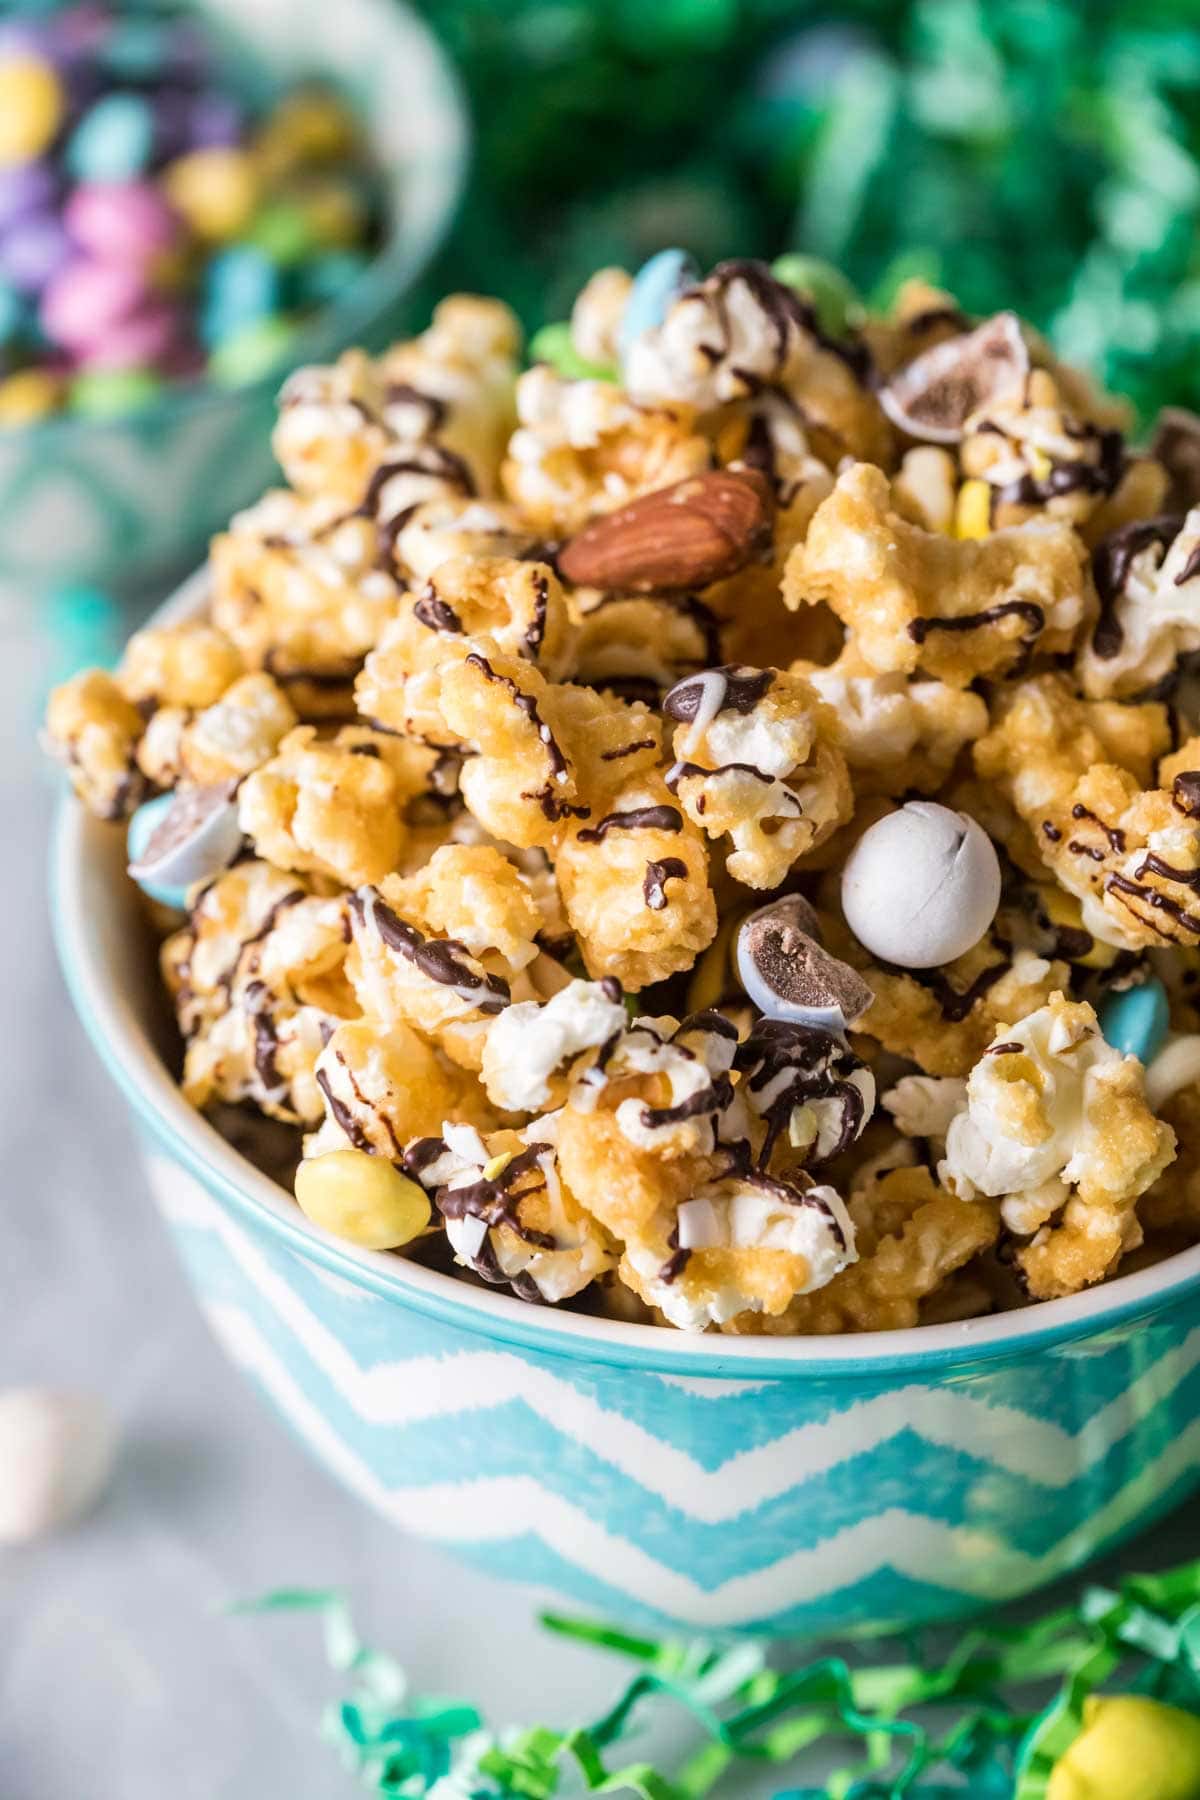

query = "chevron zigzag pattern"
[146,1154,1200,1633]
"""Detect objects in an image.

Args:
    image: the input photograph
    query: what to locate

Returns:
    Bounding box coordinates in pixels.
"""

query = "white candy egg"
[841,801,1001,969]
[0,1387,118,1543]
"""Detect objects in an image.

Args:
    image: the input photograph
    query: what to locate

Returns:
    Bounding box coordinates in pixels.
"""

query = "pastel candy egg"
[618,247,699,361]
[527,319,616,382]
[187,91,244,151]
[250,198,314,267]
[841,801,1002,969]
[68,365,163,418]
[297,248,368,308]
[64,180,181,265]
[0,159,57,231]
[0,210,71,292]
[200,243,279,346]
[296,175,369,249]
[162,146,259,242]
[295,1149,431,1249]
[207,314,297,386]
[66,91,155,183]
[0,1387,118,1543]
[127,784,242,909]
[255,89,360,178]
[0,279,25,345]
[1047,1695,1200,1800]
[1097,977,1170,1065]
[771,253,864,339]
[0,365,62,425]
[74,297,182,371]
[101,17,174,82]
[0,55,65,167]
[40,257,148,348]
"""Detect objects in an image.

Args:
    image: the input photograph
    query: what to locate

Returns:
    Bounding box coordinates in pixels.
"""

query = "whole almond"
[558,468,772,592]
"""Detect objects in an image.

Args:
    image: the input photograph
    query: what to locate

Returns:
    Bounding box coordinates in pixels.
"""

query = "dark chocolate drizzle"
[351,888,510,1013]
[735,1018,869,1167]
[1090,515,1182,660]
[907,600,1045,673]
[643,857,688,911]
[413,586,463,633]
[577,805,683,843]
[464,652,587,821]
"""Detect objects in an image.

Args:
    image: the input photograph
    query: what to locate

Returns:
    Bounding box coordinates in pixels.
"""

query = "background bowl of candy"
[0,0,466,602]
[51,573,1200,1640]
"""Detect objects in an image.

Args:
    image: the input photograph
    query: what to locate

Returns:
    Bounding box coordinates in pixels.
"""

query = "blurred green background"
[416,0,1200,424]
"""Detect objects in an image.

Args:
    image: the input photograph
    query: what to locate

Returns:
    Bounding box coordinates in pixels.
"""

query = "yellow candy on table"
[294,1149,431,1250]
[1047,1695,1200,1800]
[0,368,63,426]
[954,476,992,540]
[0,55,64,166]
[294,177,368,250]
[163,147,260,242]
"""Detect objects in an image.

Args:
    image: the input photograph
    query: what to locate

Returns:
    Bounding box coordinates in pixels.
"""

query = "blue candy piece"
[200,244,281,348]
[0,279,24,346]
[618,247,699,363]
[1098,978,1170,1065]
[66,92,156,183]
[297,249,369,309]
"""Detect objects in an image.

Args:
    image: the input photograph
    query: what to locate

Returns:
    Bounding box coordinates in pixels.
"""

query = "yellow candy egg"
[0,368,62,426]
[1047,1695,1200,1800]
[0,56,64,167]
[294,1149,431,1250]
[954,477,992,540]
[255,91,359,179]
[295,177,368,250]
[163,148,260,243]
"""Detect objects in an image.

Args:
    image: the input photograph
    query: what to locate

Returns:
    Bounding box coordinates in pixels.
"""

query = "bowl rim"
[6,0,469,447]
[50,567,1200,1380]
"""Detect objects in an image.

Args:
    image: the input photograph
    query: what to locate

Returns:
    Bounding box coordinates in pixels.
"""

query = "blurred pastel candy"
[618,247,699,361]
[297,175,369,250]
[771,252,864,339]
[101,16,173,82]
[0,279,25,345]
[0,364,61,424]
[68,365,163,418]
[250,197,314,266]
[64,179,182,264]
[40,257,148,348]
[163,145,259,242]
[187,90,244,150]
[200,243,280,345]
[207,313,297,386]
[298,248,368,308]
[1047,1694,1200,1800]
[128,783,242,907]
[255,88,359,177]
[0,1387,118,1543]
[0,210,71,292]
[528,319,615,381]
[73,297,182,371]
[67,90,155,182]
[0,159,57,231]
[0,54,65,167]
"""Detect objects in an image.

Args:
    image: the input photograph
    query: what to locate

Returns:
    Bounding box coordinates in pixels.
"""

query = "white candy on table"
[0,1387,118,1543]
[841,800,1001,969]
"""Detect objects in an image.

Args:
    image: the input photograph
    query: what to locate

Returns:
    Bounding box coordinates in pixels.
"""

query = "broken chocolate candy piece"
[128,780,242,904]
[879,311,1029,445]
[735,895,873,1032]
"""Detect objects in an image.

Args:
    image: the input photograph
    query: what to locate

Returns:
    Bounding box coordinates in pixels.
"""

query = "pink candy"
[73,299,183,370]
[63,180,182,265]
[40,258,148,348]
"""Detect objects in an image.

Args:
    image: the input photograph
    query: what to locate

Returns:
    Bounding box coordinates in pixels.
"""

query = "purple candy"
[187,91,244,149]
[64,181,181,265]
[0,163,58,234]
[0,214,72,295]
[74,297,183,371]
[41,258,149,350]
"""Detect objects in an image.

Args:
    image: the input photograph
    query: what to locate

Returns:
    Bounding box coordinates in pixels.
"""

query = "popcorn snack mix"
[47,253,1200,1334]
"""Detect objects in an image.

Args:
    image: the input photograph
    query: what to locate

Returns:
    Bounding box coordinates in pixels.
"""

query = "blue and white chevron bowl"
[55,797,1200,1639]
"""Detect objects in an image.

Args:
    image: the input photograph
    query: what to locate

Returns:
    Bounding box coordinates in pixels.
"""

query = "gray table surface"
[3,602,1197,1800]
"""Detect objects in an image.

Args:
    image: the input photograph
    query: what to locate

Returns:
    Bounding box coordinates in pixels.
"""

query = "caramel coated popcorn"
[52,253,1200,1331]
